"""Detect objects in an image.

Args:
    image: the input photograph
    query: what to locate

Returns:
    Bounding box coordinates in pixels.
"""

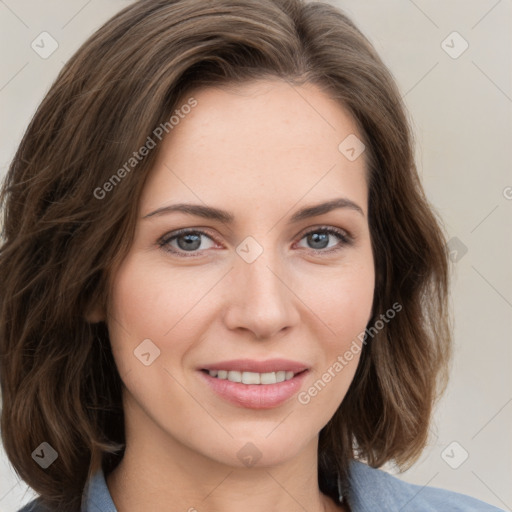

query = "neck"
[106,421,344,512]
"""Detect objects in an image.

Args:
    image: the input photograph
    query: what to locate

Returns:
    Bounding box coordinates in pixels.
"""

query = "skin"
[89,78,375,512]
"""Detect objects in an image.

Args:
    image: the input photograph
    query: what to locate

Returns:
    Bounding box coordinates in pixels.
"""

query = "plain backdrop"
[0,1,511,510]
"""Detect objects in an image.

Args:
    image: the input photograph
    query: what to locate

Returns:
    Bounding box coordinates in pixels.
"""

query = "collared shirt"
[18,459,505,511]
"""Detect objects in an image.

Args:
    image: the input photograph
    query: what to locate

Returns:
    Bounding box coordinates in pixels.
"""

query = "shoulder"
[15,467,116,512]
[15,498,51,512]
[346,460,505,512]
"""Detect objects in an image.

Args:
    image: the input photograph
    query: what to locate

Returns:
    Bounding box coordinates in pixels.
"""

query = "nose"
[222,251,300,340]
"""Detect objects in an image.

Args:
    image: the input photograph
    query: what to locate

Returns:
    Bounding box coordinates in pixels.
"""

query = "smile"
[199,369,309,409]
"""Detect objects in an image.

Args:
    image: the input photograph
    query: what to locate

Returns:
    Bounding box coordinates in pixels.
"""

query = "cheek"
[109,254,205,342]
[300,255,375,345]
[107,253,227,382]
[336,268,374,336]
[298,254,374,401]
[295,265,373,426]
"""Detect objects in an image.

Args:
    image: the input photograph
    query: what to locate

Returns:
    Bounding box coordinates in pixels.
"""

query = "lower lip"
[199,370,309,409]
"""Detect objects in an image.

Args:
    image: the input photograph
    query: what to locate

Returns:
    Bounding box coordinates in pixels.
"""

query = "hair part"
[0,0,451,509]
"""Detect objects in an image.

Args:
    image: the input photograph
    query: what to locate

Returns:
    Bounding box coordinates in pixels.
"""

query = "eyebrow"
[142,197,364,223]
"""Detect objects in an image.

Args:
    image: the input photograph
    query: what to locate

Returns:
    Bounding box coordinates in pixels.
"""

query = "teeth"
[208,369,297,384]
[227,370,242,382]
[260,372,276,384]
[242,371,260,384]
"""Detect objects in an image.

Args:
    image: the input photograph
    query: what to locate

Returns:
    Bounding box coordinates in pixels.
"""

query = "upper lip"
[200,358,309,374]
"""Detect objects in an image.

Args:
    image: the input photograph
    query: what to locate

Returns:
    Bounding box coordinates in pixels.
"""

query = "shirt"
[17,459,505,511]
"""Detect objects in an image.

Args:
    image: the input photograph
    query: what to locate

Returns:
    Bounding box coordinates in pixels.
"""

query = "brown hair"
[0,0,451,509]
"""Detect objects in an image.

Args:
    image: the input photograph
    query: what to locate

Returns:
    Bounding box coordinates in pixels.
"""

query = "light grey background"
[1,1,511,510]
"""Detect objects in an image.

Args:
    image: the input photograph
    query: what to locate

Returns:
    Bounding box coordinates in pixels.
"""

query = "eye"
[158,229,217,257]
[158,226,352,258]
[295,226,352,254]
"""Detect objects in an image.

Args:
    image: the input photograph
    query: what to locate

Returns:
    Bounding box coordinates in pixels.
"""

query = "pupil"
[178,234,201,251]
[309,232,328,249]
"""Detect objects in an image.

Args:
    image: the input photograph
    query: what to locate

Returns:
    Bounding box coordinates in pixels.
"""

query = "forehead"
[140,79,368,219]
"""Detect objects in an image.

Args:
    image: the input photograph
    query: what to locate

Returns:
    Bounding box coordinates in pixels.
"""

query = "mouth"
[198,361,310,409]
[198,358,310,408]
[200,368,308,385]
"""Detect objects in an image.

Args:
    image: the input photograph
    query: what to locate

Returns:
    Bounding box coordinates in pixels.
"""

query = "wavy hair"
[0,0,451,509]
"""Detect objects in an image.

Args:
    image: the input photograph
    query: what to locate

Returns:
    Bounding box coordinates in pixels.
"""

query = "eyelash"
[158,226,352,258]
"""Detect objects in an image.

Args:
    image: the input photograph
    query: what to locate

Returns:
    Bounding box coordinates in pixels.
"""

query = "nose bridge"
[223,239,299,338]
[242,252,286,305]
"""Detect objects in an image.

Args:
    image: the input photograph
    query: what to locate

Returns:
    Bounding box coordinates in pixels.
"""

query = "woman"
[0,0,504,511]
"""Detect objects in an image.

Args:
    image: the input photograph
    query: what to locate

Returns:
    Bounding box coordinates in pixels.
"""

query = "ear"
[84,303,106,323]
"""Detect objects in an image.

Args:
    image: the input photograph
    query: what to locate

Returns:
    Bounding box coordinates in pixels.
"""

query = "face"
[103,79,375,469]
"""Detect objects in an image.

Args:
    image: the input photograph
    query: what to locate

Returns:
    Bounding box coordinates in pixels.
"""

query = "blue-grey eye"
[297,228,350,251]
[161,230,216,254]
